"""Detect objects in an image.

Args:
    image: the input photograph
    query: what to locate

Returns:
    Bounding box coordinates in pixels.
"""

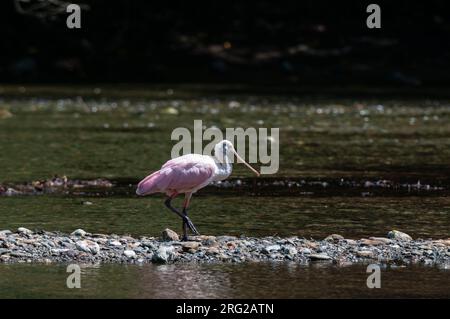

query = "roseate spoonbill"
[136,140,260,240]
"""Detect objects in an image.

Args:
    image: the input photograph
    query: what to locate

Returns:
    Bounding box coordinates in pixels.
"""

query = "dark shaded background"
[1,0,449,86]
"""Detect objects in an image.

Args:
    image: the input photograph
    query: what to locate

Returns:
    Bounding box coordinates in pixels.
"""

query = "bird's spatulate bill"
[232,149,260,176]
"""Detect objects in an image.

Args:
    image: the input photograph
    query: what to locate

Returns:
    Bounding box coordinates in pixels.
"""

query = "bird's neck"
[214,155,233,181]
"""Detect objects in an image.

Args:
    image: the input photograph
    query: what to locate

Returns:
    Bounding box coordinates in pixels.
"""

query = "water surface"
[0,262,448,298]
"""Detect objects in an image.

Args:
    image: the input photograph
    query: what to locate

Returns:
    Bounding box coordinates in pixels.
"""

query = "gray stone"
[141,241,157,250]
[309,253,332,260]
[162,228,179,242]
[216,236,238,242]
[71,229,87,237]
[369,237,393,244]
[356,250,374,258]
[204,238,218,246]
[5,188,20,196]
[282,246,297,256]
[75,240,100,254]
[152,246,175,263]
[51,248,69,255]
[206,247,220,255]
[387,230,413,241]
[325,234,344,241]
[123,250,136,259]
[109,240,122,247]
[299,248,312,254]
[262,244,281,254]
[17,227,33,235]
[182,242,201,253]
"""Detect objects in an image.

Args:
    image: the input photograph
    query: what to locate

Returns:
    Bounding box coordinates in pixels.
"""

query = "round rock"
[162,228,179,242]
[71,229,87,237]
[123,250,136,259]
[17,227,33,235]
[387,230,412,241]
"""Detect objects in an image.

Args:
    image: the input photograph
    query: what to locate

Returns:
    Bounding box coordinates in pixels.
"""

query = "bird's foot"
[183,216,200,236]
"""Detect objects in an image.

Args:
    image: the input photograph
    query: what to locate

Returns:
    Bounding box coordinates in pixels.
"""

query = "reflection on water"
[0,262,448,298]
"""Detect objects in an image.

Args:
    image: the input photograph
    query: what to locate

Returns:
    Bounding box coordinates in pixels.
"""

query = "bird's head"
[214,140,234,162]
[214,140,260,176]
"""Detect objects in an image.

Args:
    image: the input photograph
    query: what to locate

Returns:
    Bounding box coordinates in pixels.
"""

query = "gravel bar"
[0,228,449,267]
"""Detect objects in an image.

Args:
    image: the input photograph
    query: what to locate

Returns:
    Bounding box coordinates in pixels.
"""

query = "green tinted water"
[0,195,448,239]
[0,263,448,298]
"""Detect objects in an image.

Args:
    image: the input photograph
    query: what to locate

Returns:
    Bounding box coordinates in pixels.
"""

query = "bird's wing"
[137,155,215,195]
[161,154,206,169]
[160,155,216,191]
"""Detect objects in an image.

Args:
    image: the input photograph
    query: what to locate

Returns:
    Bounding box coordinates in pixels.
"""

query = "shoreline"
[0,228,449,267]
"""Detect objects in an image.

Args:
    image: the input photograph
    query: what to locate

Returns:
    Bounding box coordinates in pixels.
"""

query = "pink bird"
[136,140,260,240]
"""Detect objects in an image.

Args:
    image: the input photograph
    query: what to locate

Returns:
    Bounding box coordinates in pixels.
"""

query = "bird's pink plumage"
[136,156,215,196]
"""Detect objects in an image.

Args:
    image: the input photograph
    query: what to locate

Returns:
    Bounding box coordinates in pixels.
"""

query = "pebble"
[357,250,375,258]
[71,229,87,237]
[162,228,179,242]
[360,238,385,246]
[387,230,413,241]
[206,247,220,255]
[123,250,136,259]
[262,244,281,254]
[109,240,122,247]
[152,246,175,263]
[17,227,33,235]
[182,242,201,253]
[75,240,100,254]
[324,234,344,241]
[283,246,297,256]
[369,237,393,244]
[299,248,312,255]
[309,253,332,261]
[204,238,218,247]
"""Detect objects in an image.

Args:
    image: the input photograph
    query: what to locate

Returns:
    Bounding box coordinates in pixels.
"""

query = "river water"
[0,263,448,298]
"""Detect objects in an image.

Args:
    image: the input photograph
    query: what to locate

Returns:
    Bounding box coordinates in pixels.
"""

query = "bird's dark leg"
[182,209,188,241]
[164,194,199,240]
[181,208,200,239]
[164,195,184,219]
[182,193,200,240]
